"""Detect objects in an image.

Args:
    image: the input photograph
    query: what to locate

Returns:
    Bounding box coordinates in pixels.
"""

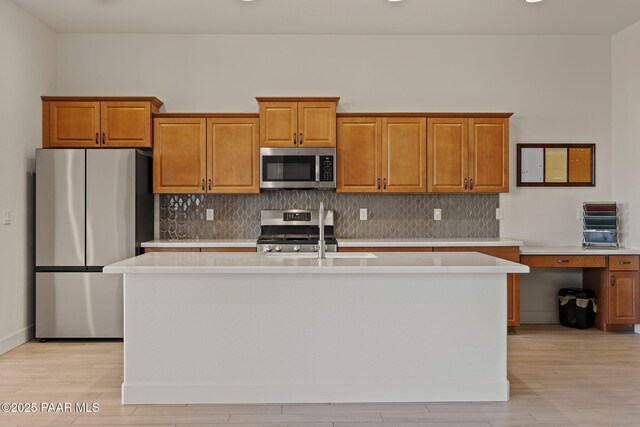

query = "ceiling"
[12,0,640,36]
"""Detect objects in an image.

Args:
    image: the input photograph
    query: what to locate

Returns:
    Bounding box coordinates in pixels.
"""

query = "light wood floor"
[0,325,639,426]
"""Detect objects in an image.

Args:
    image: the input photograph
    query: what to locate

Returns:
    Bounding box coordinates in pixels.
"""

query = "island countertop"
[104,251,529,275]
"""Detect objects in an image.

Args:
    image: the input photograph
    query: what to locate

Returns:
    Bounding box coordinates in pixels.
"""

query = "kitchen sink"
[265,252,378,259]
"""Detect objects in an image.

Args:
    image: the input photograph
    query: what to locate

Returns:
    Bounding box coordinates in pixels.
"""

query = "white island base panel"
[122,272,508,404]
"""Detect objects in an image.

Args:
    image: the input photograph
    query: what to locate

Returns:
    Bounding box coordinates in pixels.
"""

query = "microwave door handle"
[315,156,320,182]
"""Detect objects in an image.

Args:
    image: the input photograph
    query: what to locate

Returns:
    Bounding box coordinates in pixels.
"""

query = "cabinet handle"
[299,133,303,145]
[464,178,468,190]
[377,178,381,190]
[611,275,616,287]
[101,132,106,145]
[201,179,205,191]
[470,178,474,190]
[619,261,631,265]
[95,133,99,145]
[293,133,297,145]
[557,259,570,263]
[208,179,212,191]
[383,178,387,190]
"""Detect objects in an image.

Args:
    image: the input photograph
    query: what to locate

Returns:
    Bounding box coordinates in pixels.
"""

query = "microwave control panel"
[320,156,334,182]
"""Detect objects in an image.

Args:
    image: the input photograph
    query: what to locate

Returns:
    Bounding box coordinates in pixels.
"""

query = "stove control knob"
[263,245,272,252]
[275,246,282,252]
[293,245,301,252]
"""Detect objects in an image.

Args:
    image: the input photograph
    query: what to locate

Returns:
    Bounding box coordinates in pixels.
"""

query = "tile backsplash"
[159,192,499,240]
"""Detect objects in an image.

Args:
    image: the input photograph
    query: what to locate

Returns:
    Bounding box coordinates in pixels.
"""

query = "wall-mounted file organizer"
[583,202,618,248]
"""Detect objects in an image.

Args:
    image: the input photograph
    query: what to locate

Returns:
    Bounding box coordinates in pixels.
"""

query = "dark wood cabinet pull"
[293,133,297,145]
[201,179,205,191]
[299,133,303,145]
[611,275,616,286]
[619,261,631,265]
[464,178,468,190]
[383,178,387,190]
[208,179,212,191]
[470,178,474,190]
[557,259,570,263]
[101,132,105,145]
[377,178,381,190]
[95,133,99,145]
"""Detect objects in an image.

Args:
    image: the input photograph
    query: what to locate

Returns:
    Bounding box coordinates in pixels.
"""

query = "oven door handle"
[315,155,320,182]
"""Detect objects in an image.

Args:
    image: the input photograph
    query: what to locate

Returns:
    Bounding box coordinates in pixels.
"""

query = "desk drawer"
[609,256,639,271]
[520,255,607,268]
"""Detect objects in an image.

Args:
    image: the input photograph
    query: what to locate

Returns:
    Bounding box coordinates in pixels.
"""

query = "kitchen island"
[105,251,529,404]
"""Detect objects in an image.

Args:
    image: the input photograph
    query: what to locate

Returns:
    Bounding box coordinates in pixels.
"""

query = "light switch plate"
[359,208,368,221]
[2,210,10,225]
[495,208,503,220]
[434,209,442,221]
[577,207,584,220]
[206,209,214,221]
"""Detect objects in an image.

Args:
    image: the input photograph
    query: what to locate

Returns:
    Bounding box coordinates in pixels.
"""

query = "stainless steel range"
[257,209,337,253]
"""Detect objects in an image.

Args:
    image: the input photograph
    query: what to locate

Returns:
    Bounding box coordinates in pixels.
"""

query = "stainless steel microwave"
[260,147,336,190]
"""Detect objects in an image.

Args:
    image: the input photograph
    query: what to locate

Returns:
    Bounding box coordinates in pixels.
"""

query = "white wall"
[613,21,640,250]
[0,0,56,355]
[55,34,613,323]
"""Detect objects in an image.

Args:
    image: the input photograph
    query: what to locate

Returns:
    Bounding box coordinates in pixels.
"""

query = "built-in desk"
[520,247,640,332]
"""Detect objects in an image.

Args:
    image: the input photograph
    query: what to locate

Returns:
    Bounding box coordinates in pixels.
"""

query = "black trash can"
[558,287,596,329]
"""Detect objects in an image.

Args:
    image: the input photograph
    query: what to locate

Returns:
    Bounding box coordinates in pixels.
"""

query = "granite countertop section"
[142,239,257,248]
[521,246,640,255]
[337,238,523,247]
[105,251,530,275]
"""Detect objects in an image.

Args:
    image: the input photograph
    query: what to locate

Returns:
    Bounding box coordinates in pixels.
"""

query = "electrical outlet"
[2,210,10,225]
[359,208,368,221]
[577,207,584,220]
[206,209,214,221]
[434,209,442,221]
[495,208,503,220]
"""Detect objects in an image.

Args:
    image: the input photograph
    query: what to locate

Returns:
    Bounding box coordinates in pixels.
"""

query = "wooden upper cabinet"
[337,117,381,193]
[259,102,298,147]
[382,117,427,193]
[48,102,101,148]
[153,118,207,194]
[427,118,468,193]
[609,272,640,324]
[101,101,152,148]
[257,97,338,147]
[427,115,510,193]
[469,118,509,193]
[297,102,336,147]
[43,97,161,148]
[207,118,259,194]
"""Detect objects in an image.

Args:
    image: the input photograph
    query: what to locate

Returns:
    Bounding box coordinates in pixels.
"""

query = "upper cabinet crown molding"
[337,112,513,118]
[42,96,163,149]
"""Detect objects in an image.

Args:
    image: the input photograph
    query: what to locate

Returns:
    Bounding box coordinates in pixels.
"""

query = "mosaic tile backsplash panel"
[159,192,499,240]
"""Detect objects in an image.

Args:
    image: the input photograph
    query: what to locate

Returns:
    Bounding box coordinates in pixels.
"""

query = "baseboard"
[0,325,34,356]
[122,381,510,404]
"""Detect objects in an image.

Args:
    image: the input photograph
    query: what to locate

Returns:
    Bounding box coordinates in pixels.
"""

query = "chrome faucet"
[318,202,326,259]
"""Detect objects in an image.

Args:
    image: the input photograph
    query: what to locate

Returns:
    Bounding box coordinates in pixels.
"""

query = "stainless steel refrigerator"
[35,149,153,339]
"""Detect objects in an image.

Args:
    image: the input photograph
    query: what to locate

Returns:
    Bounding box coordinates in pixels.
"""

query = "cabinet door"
[609,272,640,324]
[153,118,207,193]
[507,274,520,327]
[207,118,259,194]
[101,101,151,148]
[49,102,101,148]
[469,118,509,193]
[381,117,427,193]
[259,102,297,147]
[298,102,336,147]
[427,118,468,193]
[337,117,381,193]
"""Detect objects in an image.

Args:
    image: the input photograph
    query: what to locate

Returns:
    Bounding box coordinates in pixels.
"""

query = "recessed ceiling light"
[525,0,543,3]
[387,0,403,2]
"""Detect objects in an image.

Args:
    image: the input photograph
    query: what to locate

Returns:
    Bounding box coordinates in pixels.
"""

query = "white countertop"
[142,239,257,248]
[105,251,529,275]
[337,238,523,247]
[521,246,640,255]
[141,238,523,248]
